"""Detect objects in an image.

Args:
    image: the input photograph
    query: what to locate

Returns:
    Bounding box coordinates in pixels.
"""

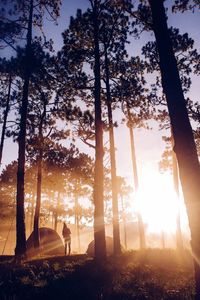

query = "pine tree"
[148,0,200,297]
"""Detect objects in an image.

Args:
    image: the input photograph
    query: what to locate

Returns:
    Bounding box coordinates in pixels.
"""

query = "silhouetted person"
[62,222,71,255]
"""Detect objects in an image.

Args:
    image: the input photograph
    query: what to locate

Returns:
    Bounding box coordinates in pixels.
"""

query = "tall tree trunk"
[32,93,47,248]
[0,74,12,165]
[54,214,58,231]
[33,142,43,248]
[33,94,46,249]
[104,47,121,255]
[15,0,33,258]
[30,192,35,234]
[149,1,200,297]
[171,131,183,250]
[128,109,146,249]
[74,193,81,253]
[54,192,60,232]
[52,211,54,228]
[50,192,54,228]
[92,0,106,261]
[77,216,81,253]
[121,195,127,250]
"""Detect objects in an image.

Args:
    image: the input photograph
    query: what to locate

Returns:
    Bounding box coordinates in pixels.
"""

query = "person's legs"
[68,241,71,255]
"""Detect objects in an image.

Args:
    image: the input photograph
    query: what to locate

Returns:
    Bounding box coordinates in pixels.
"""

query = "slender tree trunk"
[52,212,54,229]
[54,191,60,231]
[104,47,121,255]
[128,111,139,189]
[30,192,35,233]
[33,95,46,248]
[33,93,47,248]
[0,74,12,165]
[33,144,43,248]
[15,0,33,258]
[27,194,32,236]
[50,192,54,228]
[171,131,183,250]
[128,109,146,249]
[121,195,127,250]
[149,1,200,297]
[77,216,81,253]
[54,215,57,231]
[75,194,81,253]
[92,0,106,261]
[74,195,81,253]
[54,214,57,231]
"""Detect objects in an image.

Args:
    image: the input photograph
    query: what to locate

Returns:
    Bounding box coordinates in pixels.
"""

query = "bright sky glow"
[131,167,189,234]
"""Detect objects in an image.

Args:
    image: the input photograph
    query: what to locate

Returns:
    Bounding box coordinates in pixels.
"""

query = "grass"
[0,249,195,299]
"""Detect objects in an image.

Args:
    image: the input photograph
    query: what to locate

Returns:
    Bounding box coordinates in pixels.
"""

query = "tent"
[86,236,122,256]
[26,227,64,257]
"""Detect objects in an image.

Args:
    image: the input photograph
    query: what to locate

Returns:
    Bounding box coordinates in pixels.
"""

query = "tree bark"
[33,136,43,249]
[15,0,33,258]
[33,92,46,249]
[54,191,60,232]
[128,109,146,249]
[0,74,12,165]
[121,195,127,250]
[171,131,183,250]
[104,47,121,255]
[149,0,200,297]
[75,194,81,253]
[92,0,106,261]
[30,192,35,234]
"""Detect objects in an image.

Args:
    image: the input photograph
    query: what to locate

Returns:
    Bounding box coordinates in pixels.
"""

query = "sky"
[45,0,200,181]
[47,1,197,177]
[0,0,199,233]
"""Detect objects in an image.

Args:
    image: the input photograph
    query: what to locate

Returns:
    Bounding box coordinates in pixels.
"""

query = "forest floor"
[0,249,195,300]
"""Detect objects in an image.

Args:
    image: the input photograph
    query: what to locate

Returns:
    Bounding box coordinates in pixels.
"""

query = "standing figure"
[62,222,71,255]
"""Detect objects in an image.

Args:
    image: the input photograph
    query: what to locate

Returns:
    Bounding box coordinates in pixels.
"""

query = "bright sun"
[131,168,189,234]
